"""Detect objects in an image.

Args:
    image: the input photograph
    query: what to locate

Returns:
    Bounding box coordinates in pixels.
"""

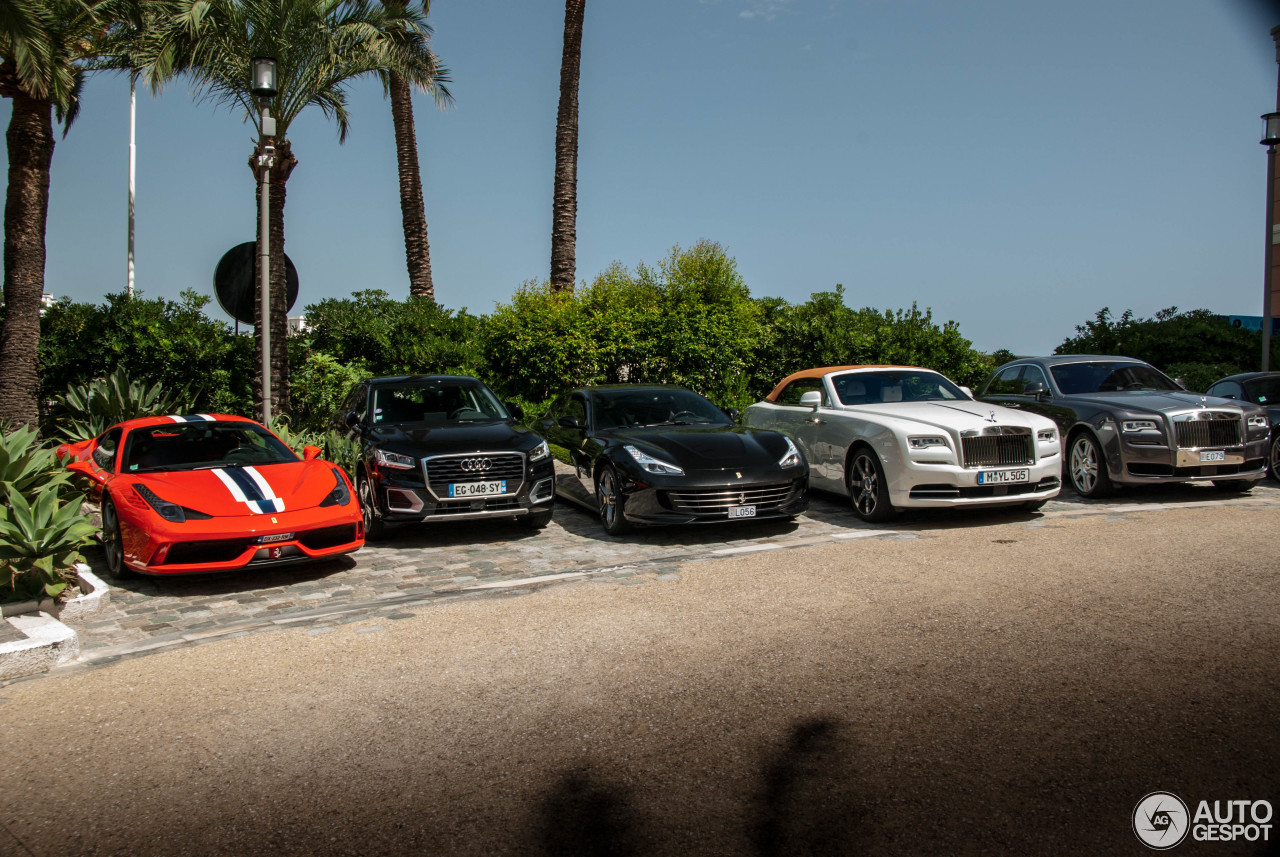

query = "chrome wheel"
[101,497,126,577]
[1068,432,1111,498]
[597,467,631,535]
[1270,434,1280,483]
[847,449,895,522]
[357,473,384,540]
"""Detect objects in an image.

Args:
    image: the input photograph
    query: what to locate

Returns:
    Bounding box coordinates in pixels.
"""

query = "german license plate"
[449,480,507,498]
[1200,450,1225,462]
[977,469,1029,485]
[728,505,757,519]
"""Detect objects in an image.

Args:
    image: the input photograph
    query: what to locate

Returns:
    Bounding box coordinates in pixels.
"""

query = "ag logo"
[1134,791,1190,849]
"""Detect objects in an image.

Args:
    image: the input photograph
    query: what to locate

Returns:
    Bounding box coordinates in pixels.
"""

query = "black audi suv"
[333,375,554,538]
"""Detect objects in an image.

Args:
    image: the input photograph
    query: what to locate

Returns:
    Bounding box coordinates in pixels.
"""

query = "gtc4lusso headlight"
[908,436,947,450]
[320,467,352,507]
[1122,420,1159,432]
[374,449,415,470]
[1247,414,1269,429]
[778,436,802,468]
[624,445,685,476]
[529,440,550,462]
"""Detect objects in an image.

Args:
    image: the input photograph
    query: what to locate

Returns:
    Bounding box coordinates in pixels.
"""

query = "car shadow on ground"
[549,495,804,547]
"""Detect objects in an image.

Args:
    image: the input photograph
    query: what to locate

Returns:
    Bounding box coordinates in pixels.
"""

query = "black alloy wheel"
[847,448,896,523]
[357,472,385,540]
[1067,431,1113,499]
[596,465,632,535]
[101,496,129,578]
[1270,432,1280,484]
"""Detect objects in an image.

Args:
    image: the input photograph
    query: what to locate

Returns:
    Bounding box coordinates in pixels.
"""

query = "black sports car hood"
[610,425,786,469]
[1058,391,1257,414]
[368,421,537,455]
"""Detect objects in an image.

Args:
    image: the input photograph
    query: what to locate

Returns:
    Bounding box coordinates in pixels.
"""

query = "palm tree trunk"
[550,0,585,293]
[0,81,53,430]
[390,70,434,301]
[250,138,296,421]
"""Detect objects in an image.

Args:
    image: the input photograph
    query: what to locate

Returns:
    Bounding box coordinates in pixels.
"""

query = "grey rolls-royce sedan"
[978,355,1270,497]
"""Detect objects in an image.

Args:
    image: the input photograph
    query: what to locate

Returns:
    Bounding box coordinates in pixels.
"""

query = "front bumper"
[891,458,1062,509]
[619,469,809,527]
[1110,438,1269,485]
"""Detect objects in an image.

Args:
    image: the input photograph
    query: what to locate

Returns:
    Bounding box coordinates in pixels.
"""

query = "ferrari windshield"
[124,421,298,473]
[831,371,968,405]
[1243,377,1280,406]
[1050,361,1181,395]
[592,388,732,429]
[372,379,509,425]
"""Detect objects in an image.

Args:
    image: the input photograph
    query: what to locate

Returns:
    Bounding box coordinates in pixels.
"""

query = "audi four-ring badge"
[332,375,555,539]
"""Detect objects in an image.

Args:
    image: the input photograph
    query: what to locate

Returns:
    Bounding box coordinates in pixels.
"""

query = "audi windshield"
[372,380,510,426]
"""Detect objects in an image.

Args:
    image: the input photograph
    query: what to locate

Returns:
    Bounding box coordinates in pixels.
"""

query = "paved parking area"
[59,481,1280,666]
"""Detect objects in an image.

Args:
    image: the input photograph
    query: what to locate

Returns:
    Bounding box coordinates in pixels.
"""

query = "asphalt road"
[1,502,1278,856]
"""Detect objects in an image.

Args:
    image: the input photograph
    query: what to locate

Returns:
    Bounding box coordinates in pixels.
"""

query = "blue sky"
[5,0,1279,356]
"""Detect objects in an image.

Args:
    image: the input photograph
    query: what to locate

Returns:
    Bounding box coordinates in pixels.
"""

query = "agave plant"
[49,366,198,441]
[0,425,72,507]
[0,489,98,603]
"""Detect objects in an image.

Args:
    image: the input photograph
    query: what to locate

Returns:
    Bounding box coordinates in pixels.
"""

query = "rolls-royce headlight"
[374,449,415,470]
[778,436,802,468]
[1247,415,1268,429]
[1037,428,1057,443]
[528,440,550,462]
[1121,420,1159,433]
[624,445,685,476]
[908,436,947,450]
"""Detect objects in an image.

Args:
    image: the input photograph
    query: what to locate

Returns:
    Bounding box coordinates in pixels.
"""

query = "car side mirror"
[66,460,105,483]
[723,407,740,422]
[799,391,822,409]
[505,401,525,421]
[959,386,973,399]
[344,411,363,433]
[558,415,584,431]
[1024,382,1048,401]
[1174,378,1188,390]
[302,446,322,460]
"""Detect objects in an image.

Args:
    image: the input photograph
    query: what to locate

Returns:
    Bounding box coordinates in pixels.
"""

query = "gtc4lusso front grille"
[961,431,1033,469]
[663,483,794,515]
[1174,414,1242,449]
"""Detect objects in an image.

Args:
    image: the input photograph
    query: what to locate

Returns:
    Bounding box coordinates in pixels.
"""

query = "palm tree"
[550,0,585,293]
[378,0,451,302]
[0,0,134,429]
[128,0,420,418]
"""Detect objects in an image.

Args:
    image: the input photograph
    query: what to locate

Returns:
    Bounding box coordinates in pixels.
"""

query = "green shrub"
[0,490,98,603]
[1056,307,1273,373]
[0,426,72,507]
[1164,363,1242,394]
[47,366,199,441]
[287,350,370,433]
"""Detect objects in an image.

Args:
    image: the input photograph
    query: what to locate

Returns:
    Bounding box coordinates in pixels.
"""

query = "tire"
[1212,479,1254,493]
[1269,433,1280,484]
[846,448,896,523]
[596,465,632,535]
[357,472,385,540]
[1022,499,1048,512]
[518,505,554,530]
[100,496,130,578]
[1067,431,1113,498]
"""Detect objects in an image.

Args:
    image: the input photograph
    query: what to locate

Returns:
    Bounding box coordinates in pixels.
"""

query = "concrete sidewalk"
[1,503,1277,855]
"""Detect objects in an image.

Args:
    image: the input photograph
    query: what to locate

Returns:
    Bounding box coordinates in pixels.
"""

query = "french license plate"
[259,532,294,544]
[977,469,1029,485]
[1200,450,1225,462]
[449,480,507,498]
[728,505,757,519]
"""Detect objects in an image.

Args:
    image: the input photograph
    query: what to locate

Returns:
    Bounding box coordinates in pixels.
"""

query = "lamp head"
[1262,112,1280,147]
[251,57,277,99]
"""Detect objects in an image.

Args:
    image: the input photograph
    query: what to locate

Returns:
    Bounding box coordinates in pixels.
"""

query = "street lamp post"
[251,57,277,424]
[1261,112,1280,373]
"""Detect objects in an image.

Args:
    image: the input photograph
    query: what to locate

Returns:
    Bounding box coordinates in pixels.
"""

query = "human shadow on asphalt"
[531,718,866,856]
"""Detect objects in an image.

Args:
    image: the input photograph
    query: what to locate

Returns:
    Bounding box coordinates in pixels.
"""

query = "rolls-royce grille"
[424,453,525,497]
[663,483,794,515]
[1175,417,1242,449]
[961,434,1033,469]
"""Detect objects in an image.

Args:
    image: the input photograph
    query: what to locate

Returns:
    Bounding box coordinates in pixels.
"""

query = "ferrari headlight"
[320,467,352,507]
[1121,420,1159,433]
[908,436,948,450]
[778,436,802,468]
[528,440,550,462]
[1037,428,1057,443]
[1247,414,1268,429]
[375,449,415,470]
[624,445,685,476]
[134,484,185,523]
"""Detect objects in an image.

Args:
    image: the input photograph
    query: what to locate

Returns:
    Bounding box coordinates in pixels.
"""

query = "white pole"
[127,76,136,297]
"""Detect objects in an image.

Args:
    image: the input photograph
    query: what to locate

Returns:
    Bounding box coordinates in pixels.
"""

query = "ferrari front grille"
[663,483,794,515]
[164,539,251,565]
[298,524,359,550]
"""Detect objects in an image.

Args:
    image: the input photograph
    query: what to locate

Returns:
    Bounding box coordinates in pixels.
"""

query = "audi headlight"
[778,436,802,468]
[908,436,948,450]
[1121,420,1159,433]
[624,445,684,476]
[528,440,550,462]
[135,483,185,523]
[1037,428,1057,443]
[320,467,352,507]
[1247,414,1269,429]
[375,449,415,470]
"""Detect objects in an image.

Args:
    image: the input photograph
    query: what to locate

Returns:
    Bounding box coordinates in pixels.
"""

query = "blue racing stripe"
[224,467,267,505]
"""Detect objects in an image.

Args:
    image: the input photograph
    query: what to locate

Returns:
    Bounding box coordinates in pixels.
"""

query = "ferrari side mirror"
[302,446,322,460]
[558,415,583,431]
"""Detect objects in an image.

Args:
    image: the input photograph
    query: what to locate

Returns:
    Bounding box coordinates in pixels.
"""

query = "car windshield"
[1242,377,1280,406]
[124,421,298,472]
[372,379,509,425]
[831,371,968,405]
[1050,361,1181,395]
[592,388,732,429]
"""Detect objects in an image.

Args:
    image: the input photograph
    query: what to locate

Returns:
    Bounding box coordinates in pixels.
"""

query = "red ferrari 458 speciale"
[61,414,364,576]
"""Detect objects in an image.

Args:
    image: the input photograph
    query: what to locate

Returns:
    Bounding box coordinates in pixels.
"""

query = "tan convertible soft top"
[764,365,928,402]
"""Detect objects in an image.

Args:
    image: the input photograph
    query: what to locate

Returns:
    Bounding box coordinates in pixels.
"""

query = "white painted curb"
[0,612,80,681]
[0,563,111,622]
